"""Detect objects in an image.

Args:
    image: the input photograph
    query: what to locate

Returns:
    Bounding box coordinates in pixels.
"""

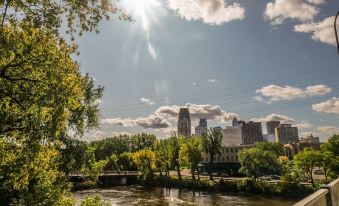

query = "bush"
[80,195,109,206]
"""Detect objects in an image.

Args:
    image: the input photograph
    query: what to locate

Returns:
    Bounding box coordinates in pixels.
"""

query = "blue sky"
[75,0,339,141]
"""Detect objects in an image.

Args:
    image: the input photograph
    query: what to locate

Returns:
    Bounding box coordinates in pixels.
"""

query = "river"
[73,186,298,206]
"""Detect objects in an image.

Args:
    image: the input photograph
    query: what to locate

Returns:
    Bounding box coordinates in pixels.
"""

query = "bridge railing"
[294,178,339,206]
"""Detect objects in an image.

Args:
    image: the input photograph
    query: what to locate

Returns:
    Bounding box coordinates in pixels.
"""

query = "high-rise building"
[195,118,207,136]
[221,126,242,146]
[266,121,280,135]
[177,108,191,137]
[275,124,299,144]
[240,121,263,145]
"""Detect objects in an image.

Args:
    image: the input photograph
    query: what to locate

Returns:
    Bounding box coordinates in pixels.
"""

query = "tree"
[130,133,156,152]
[169,135,182,182]
[80,146,107,183]
[80,195,109,206]
[0,0,129,41]
[202,128,223,180]
[155,139,171,177]
[0,139,71,205]
[294,148,321,187]
[0,25,103,205]
[179,137,203,180]
[117,152,137,171]
[132,149,156,182]
[238,148,282,179]
[256,142,284,157]
[321,135,339,178]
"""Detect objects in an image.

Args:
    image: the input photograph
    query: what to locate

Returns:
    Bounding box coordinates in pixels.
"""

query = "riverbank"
[72,175,315,200]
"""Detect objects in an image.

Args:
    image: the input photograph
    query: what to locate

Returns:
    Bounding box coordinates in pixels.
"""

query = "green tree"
[169,135,182,182]
[321,135,339,178]
[202,128,223,180]
[117,152,137,171]
[132,149,156,182]
[155,139,171,177]
[130,133,156,152]
[255,141,284,157]
[238,148,282,179]
[80,146,107,183]
[179,137,203,180]
[294,148,321,187]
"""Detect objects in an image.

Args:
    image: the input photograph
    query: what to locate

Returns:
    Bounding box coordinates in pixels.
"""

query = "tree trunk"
[209,153,214,181]
[191,164,195,180]
[176,162,182,182]
[310,171,315,187]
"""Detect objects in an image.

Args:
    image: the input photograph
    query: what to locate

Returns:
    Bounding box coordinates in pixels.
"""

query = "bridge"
[69,171,139,186]
[294,178,339,206]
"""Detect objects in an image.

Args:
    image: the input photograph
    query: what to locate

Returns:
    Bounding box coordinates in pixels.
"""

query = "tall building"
[177,108,191,137]
[266,121,280,135]
[275,124,299,144]
[222,126,242,146]
[195,118,207,136]
[240,121,263,145]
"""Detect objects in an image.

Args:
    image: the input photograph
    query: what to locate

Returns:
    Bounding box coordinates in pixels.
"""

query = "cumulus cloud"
[316,126,339,136]
[312,97,339,114]
[167,0,245,25]
[256,84,331,103]
[294,16,336,46]
[102,103,238,130]
[82,130,131,142]
[102,114,172,129]
[264,0,324,25]
[155,103,238,122]
[141,97,155,106]
[192,82,197,86]
[250,113,295,123]
[293,122,314,130]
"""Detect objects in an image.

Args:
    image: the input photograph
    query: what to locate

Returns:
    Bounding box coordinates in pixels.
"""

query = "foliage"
[294,148,321,187]
[132,149,156,182]
[80,195,109,206]
[90,135,130,161]
[202,128,223,180]
[0,0,129,40]
[80,146,107,182]
[179,136,203,180]
[117,152,137,171]
[320,135,339,179]
[238,148,282,179]
[155,139,172,176]
[0,139,70,205]
[255,142,284,157]
[130,133,156,152]
[168,136,182,181]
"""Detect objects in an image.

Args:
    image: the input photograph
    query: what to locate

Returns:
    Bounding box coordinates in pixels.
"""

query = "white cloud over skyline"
[102,103,238,130]
[255,84,331,103]
[167,0,245,25]
[250,113,295,123]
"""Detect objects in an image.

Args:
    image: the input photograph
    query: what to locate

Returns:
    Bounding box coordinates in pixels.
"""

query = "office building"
[177,108,191,137]
[275,124,299,144]
[195,118,207,136]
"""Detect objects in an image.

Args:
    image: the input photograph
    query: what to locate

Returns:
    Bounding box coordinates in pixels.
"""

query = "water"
[73,186,297,206]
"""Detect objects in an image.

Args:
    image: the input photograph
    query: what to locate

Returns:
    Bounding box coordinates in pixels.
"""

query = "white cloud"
[102,114,172,129]
[250,113,295,123]
[141,97,155,106]
[167,0,245,25]
[192,81,197,86]
[207,78,217,83]
[293,122,314,130]
[264,0,324,25]
[102,103,238,131]
[155,103,238,122]
[294,16,337,46]
[256,84,331,103]
[94,99,104,104]
[315,126,339,137]
[312,97,339,114]
[148,42,157,59]
[82,130,131,142]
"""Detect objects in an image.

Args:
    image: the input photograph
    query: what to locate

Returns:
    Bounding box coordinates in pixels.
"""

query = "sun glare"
[122,0,161,31]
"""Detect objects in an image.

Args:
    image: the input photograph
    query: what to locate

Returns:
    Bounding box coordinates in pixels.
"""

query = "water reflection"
[73,186,296,206]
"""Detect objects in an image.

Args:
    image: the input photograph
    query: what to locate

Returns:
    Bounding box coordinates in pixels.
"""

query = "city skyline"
[79,0,339,141]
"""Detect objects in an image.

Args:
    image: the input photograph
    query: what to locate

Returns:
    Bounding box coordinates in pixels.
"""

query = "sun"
[121,0,161,31]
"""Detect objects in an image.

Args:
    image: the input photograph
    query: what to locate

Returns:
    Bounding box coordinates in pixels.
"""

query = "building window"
[222,157,224,161]
[226,148,228,153]
[235,148,238,152]
[231,148,233,153]
[226,156,229,161]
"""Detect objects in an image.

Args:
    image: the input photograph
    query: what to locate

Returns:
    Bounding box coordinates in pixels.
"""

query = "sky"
[74,0,339,141]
